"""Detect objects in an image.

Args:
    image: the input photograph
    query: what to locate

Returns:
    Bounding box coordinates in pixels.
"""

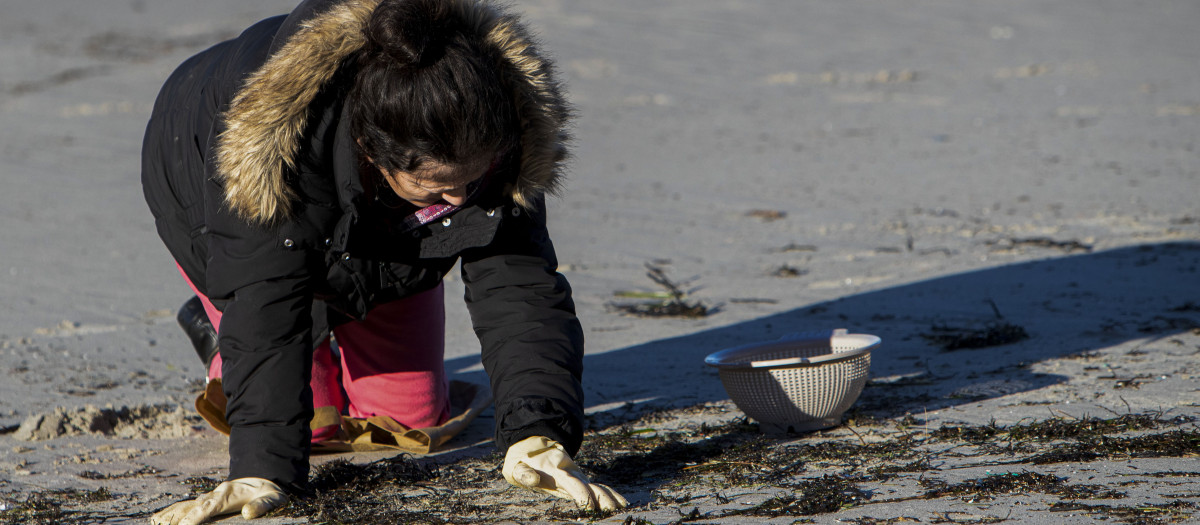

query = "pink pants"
[178,266,450,442]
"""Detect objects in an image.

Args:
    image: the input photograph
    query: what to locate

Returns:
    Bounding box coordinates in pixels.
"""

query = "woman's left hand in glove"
[502,435,628,511]
[151,477,287,525]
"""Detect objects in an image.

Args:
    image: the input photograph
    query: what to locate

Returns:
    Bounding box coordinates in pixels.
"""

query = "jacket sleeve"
[202,173,316,491]
[194,24,317,486]
[459,199,586,456]
[157,1,334,492]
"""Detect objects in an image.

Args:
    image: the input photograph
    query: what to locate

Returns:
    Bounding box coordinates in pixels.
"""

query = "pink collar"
[396,155,502,232]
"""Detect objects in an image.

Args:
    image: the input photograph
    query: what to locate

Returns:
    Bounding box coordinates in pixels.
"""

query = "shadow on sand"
[447,241,1200,431]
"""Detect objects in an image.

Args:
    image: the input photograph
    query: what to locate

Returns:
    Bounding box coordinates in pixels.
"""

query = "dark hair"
[349,0,519,173]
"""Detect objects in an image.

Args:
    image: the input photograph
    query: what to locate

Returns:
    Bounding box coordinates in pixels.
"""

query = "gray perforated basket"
[705,329,878,433]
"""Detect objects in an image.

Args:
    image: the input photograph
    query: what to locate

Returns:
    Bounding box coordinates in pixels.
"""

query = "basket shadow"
[448,241,1200,431]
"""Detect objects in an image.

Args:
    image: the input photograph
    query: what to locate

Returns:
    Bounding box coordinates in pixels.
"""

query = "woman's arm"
[459,199,586,455]
[202,168,318,490]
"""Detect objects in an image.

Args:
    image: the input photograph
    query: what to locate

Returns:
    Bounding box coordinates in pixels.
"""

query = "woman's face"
[377,152,495,208]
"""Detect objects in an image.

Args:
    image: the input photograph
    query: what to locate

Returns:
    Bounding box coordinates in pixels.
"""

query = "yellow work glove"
[502,436,628,511]
[151,477,287,525]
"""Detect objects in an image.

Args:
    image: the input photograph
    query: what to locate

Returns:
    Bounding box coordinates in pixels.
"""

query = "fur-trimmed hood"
[215,0,570,224]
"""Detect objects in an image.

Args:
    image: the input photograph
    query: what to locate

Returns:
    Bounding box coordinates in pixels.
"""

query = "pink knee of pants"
[334,292,450,427]
[176,264,450,439]
[309,339,345,442]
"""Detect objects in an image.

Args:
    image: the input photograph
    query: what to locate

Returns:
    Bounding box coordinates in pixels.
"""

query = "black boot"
[177,296,218,369]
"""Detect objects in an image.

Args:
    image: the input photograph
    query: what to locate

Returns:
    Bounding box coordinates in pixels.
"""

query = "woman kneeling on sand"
[141,0,625,522]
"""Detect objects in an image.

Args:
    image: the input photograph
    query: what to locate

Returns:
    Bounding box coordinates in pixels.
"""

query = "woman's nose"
[441,189,467,206]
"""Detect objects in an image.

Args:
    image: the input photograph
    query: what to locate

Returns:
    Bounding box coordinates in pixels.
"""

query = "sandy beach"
[1,0,1197,523]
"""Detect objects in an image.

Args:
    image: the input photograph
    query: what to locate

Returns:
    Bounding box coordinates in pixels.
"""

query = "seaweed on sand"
[151,410,1191,524]
[183,476,221,494]
[270,409,1189,523]
[780,435,924,466]
[722,475,870,517]
[1049,500,1199,525]
[920,322,1029,350]
[78,465,161,480]
[932,414,1173,443]
[609,263,712,318]
[986,236,1092,253]
[7,404,1197,525]
[581,420,767,486]
[931,414,1199,465]
[274,456,496,525]
[582,417,922,491]
[584,409,1196,521]
[920,471,1124,501]
[771,265,808,278]
[1004,413,1171,441]
[0,488,115,525]
[306,455,433,492]
[1029,430,1200,464]
[931,420,1005,443]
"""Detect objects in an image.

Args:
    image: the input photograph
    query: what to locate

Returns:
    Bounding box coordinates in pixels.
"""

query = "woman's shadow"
[447,241,1200,431]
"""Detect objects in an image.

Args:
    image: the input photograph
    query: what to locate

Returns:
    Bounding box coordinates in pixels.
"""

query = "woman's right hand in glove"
[151,477,287,525]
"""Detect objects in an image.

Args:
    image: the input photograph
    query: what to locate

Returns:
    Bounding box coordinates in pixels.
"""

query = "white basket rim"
[705,329,880,370]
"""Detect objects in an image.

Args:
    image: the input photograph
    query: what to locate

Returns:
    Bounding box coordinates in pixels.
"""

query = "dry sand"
[0,0,1197,523]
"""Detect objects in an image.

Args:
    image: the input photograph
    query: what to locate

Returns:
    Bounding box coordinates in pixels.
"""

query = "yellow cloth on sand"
[195,379,492,454]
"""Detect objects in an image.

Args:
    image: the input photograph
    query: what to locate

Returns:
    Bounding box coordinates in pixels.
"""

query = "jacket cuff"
[505,421,579,457]
[494,397,583,457]
[228,423,311,492]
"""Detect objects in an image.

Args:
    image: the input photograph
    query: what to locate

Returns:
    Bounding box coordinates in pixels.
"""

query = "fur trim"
[216,0,570,224]
[484,13,571,209]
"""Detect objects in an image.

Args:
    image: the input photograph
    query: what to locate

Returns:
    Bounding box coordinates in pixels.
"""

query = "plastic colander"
[705,329,878,433]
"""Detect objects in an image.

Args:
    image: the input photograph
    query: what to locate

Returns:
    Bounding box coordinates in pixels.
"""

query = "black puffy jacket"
[141,0,583,490]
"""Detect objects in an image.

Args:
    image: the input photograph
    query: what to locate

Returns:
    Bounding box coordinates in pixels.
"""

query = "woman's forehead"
[410,152,495,183]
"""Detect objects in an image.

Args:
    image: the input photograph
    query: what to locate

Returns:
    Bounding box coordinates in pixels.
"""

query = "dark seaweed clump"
[727,475,870,517]
[987,236,1093,253]
[1050,500,1199,525]
[581,420,766,486]
[608,264,712,318]
[921,471,1124,501]
[612,299,711,318]
[1029,430,1200,464]
[77,465,162,480]
[582,418,921,490]
[306,455,433,492]
[932,413,1170,443]
[920,322,1030,350]
[183,475,221,494]
[276,455,473,524]
[0,488,114,525]
[931,414,1200,465]
[772,265,808,278]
